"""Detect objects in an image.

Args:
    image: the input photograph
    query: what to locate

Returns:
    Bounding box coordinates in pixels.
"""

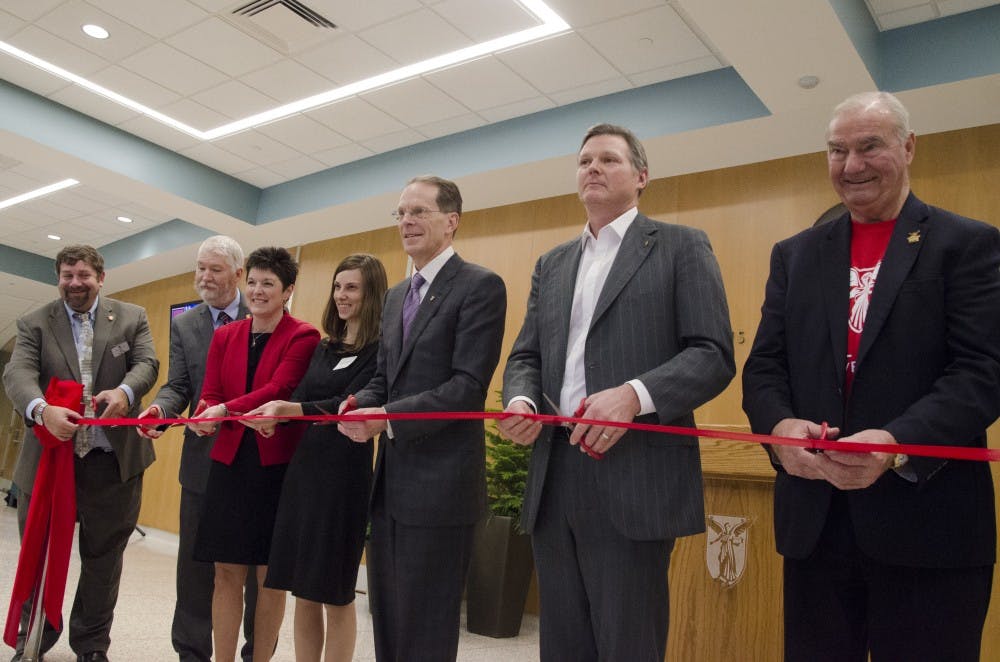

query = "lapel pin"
[107,314,114,322]
[907,231,921,244]
[429,295,436,302]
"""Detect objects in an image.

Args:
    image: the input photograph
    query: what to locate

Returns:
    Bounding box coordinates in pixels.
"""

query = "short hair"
[55,245,104,277]
[580,123,649,174]
[245,246,298,290]
[198,235,244,272]
[322,253,388,350]
[829,91,911,143]
[407,175,462,215]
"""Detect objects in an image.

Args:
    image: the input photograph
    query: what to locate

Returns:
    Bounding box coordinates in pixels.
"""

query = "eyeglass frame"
[390,206,453,222]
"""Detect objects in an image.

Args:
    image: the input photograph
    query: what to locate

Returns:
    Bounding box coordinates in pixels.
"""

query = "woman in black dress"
[244,253,387,662]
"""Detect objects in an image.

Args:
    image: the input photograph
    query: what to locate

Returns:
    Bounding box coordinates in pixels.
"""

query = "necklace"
[251,331,269,347]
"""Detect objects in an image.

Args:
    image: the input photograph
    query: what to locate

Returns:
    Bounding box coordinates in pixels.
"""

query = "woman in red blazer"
[186,246,319,662]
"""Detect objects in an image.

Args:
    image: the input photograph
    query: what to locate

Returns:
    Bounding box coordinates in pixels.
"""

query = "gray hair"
[829,91,911,143]
[197,235,244,272]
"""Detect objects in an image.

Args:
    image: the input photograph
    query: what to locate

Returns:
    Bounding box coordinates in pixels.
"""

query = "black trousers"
[531,430,674,662]
[784,492,993,662]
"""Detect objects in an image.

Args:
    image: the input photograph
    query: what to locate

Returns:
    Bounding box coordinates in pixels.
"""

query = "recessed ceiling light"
[116,215,133,223]
[47,234,61,241]
[0,0,570,141]
[798,75,820,90]
[0,179,79,211]
[82,24,109,39]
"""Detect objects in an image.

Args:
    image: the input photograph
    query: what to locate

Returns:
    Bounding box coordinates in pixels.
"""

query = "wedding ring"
[600,433,611,440]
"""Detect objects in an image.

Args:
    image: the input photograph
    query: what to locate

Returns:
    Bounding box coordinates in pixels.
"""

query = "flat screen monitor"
[170,299,200,320]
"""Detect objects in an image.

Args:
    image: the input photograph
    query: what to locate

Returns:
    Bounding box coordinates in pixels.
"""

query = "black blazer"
[743,193,1000,567]
[355,253,507,527]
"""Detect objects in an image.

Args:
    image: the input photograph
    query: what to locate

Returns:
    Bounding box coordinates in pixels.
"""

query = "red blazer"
[200,313,319,466]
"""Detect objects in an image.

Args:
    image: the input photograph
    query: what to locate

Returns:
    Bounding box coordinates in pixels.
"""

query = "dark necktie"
[401,272,425,343]
[73,311,94,457]
[217,310,233,328]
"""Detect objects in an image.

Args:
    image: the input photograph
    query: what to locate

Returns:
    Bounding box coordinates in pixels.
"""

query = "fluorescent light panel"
[0,178,79,211]
[0,0,570,142]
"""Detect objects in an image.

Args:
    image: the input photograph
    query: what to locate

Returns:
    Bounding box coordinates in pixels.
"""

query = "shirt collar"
[64,296,99,321]
[413,245,455,288]
[210,291,242,324]
[580,207,638,248]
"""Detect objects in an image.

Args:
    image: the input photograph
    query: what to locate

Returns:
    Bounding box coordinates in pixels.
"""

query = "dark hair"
[54,245,104,277]
[407,174,463,215]
[322,253,388,350]
[580,123,649,174]
[245,246,298,290]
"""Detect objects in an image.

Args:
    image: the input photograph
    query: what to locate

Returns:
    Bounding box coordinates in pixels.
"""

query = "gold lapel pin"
[108,314,114,321]
[907,231,921,244]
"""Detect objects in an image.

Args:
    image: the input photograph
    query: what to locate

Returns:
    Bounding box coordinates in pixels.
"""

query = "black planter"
[465,515,534,638]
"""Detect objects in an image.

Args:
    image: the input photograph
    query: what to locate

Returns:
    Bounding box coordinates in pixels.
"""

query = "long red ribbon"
[87,411,1000,463]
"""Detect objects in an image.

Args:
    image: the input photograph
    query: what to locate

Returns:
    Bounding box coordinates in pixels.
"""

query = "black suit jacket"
[355,253,507,527]
[504,214,735,541]
[743,193,1000,567]
[152,299,249,493]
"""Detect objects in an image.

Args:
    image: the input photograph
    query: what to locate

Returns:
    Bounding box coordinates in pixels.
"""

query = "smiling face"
[57,259,105,312]
[576,133,648,228]
[195,249,242,308]
[395,181,458,270]
[827,104,915,223]
[245,267,291,320]
[333,268,364,323]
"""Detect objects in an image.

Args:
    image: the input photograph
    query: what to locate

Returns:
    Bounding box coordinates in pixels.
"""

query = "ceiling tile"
[496,32,621,94]
[71,186,130,207]
[120,43,229,96]
[255,115,351,153]
[362,78,469,126]
[313,142,374,168]
[51,190,113,216]
[212,130,304,166]
[417,112,486,138]
[49,83,140,125]
[425,56,538,111]
[432,0,537,41]
[233,166,285,188]
[308,97,407,142]
[35,0,157,61]
[22,198,80,222]
[7,25,110,76]
[240,59,335,103]
[296,34,400,85]
[312,0,423,32]
[0,59,70,97]
[86,0,209,39]
[877,4,938,28]
[868,0,928,12]
[191,80,278,120]
[186,0,232,11]
[548,76,633,105]
[938,0,1000,15]
[579,6,712,75]
[361,128,427,154]
[541,0,665,27]
[115,115,201,151]
[159,97,229,129]
[182,141,259,175]
[266,155,328,180]
[2,0,66,22]
[358,8,473,65]
[167,17,284,78]
[53,218,107,243]
[0,10,28,38]
[627,55,721,87]
[91,64,183,109]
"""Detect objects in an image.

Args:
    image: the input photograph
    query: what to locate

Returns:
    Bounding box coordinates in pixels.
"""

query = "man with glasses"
[339,175,506,662]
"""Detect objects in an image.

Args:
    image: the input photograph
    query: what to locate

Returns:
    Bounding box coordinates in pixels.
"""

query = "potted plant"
[465,415,534,638]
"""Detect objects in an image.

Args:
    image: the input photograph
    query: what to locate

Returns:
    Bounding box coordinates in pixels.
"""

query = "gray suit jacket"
[355,253,507,527]
[4,296,159,492]
[152,298,249,493]
[504,214,735,541]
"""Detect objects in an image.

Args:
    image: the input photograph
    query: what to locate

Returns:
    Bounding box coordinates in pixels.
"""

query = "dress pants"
[783,492,993,662]
[173,487,257,662]
[16,450,142,656]
[532,429,674,662]
[367,488,474,662]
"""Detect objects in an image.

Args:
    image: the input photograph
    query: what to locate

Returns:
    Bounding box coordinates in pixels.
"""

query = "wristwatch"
[32,402,47,426]
[891,453,909,470]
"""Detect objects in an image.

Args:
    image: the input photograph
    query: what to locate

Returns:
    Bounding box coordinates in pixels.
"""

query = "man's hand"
[41,405,83,442]
[242,400,301,438]
[569,384,641,455]
[820,428,897,490]
[187,404,225,437]
[338,406,385,443]
[136,404,165,439]
[94,387,129,419]
[498,400,542,446]
[769,418,841,480]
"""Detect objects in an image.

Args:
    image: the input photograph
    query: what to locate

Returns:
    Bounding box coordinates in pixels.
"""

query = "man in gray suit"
[4,245,159,662]
[500,124,735,661]
[339,175,506,662]
[136,235,256,662]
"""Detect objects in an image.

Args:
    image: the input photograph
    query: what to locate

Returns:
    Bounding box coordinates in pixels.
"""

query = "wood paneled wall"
[109,123,1000,661]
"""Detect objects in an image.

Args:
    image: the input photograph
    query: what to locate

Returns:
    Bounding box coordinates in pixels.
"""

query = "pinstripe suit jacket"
[504,213,735,541]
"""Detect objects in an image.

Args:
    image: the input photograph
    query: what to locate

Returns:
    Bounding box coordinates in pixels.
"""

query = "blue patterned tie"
[401,272,425,343]
[73,312,94,457]
[216,310,232,328]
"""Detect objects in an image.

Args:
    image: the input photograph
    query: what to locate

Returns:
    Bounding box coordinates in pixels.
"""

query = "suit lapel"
[590,215,655,331]
[855,196,927,370]
[90,298,115,378]
[821,216,851,392]
[196,305,215,341]
[48,301,81,381]
[546,241,583,393]
[391,255,462,382]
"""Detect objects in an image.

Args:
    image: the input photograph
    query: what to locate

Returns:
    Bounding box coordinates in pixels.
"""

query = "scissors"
[542,393,604,460]
[314,394,358,424]
[806,420,829,454]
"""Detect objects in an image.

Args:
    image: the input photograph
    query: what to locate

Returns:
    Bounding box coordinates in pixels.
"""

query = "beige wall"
[107,122,1000,660]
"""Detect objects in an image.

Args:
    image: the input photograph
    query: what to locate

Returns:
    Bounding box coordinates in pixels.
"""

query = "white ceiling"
[1,0,999,348]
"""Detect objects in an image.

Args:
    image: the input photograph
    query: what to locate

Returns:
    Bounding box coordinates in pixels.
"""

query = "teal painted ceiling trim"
[0,80,260,223]
[0,244,55,284]
[100,218,213,270]
[256,67,769,223]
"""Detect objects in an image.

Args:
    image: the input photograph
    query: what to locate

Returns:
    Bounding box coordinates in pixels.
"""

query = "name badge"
[333,356,357,370]
[110,341,130,357]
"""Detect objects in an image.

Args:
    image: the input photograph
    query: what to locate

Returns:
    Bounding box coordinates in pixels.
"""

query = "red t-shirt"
[846,219,896,393]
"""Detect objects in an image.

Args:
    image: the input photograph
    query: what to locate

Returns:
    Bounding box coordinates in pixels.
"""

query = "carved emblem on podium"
[705,515,751,588]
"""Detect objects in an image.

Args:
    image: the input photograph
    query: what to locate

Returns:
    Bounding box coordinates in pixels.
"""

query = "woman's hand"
[187,402,226,437]
[242,400,302,437]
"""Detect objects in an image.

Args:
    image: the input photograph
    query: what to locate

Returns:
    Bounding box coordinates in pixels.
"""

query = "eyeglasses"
[390,207,442,222]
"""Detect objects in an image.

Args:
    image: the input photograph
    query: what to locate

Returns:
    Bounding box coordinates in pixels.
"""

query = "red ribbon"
[5,378,82,648]
[93,410,1000,463]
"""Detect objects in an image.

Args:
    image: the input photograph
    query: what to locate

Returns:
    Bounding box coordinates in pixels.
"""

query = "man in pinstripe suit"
[500,124,735,661]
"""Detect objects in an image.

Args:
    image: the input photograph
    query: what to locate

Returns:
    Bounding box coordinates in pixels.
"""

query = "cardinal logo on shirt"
[849,262,881,334]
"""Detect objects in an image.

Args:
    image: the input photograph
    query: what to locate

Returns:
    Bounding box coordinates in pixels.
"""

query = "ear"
[903,132,916,165]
